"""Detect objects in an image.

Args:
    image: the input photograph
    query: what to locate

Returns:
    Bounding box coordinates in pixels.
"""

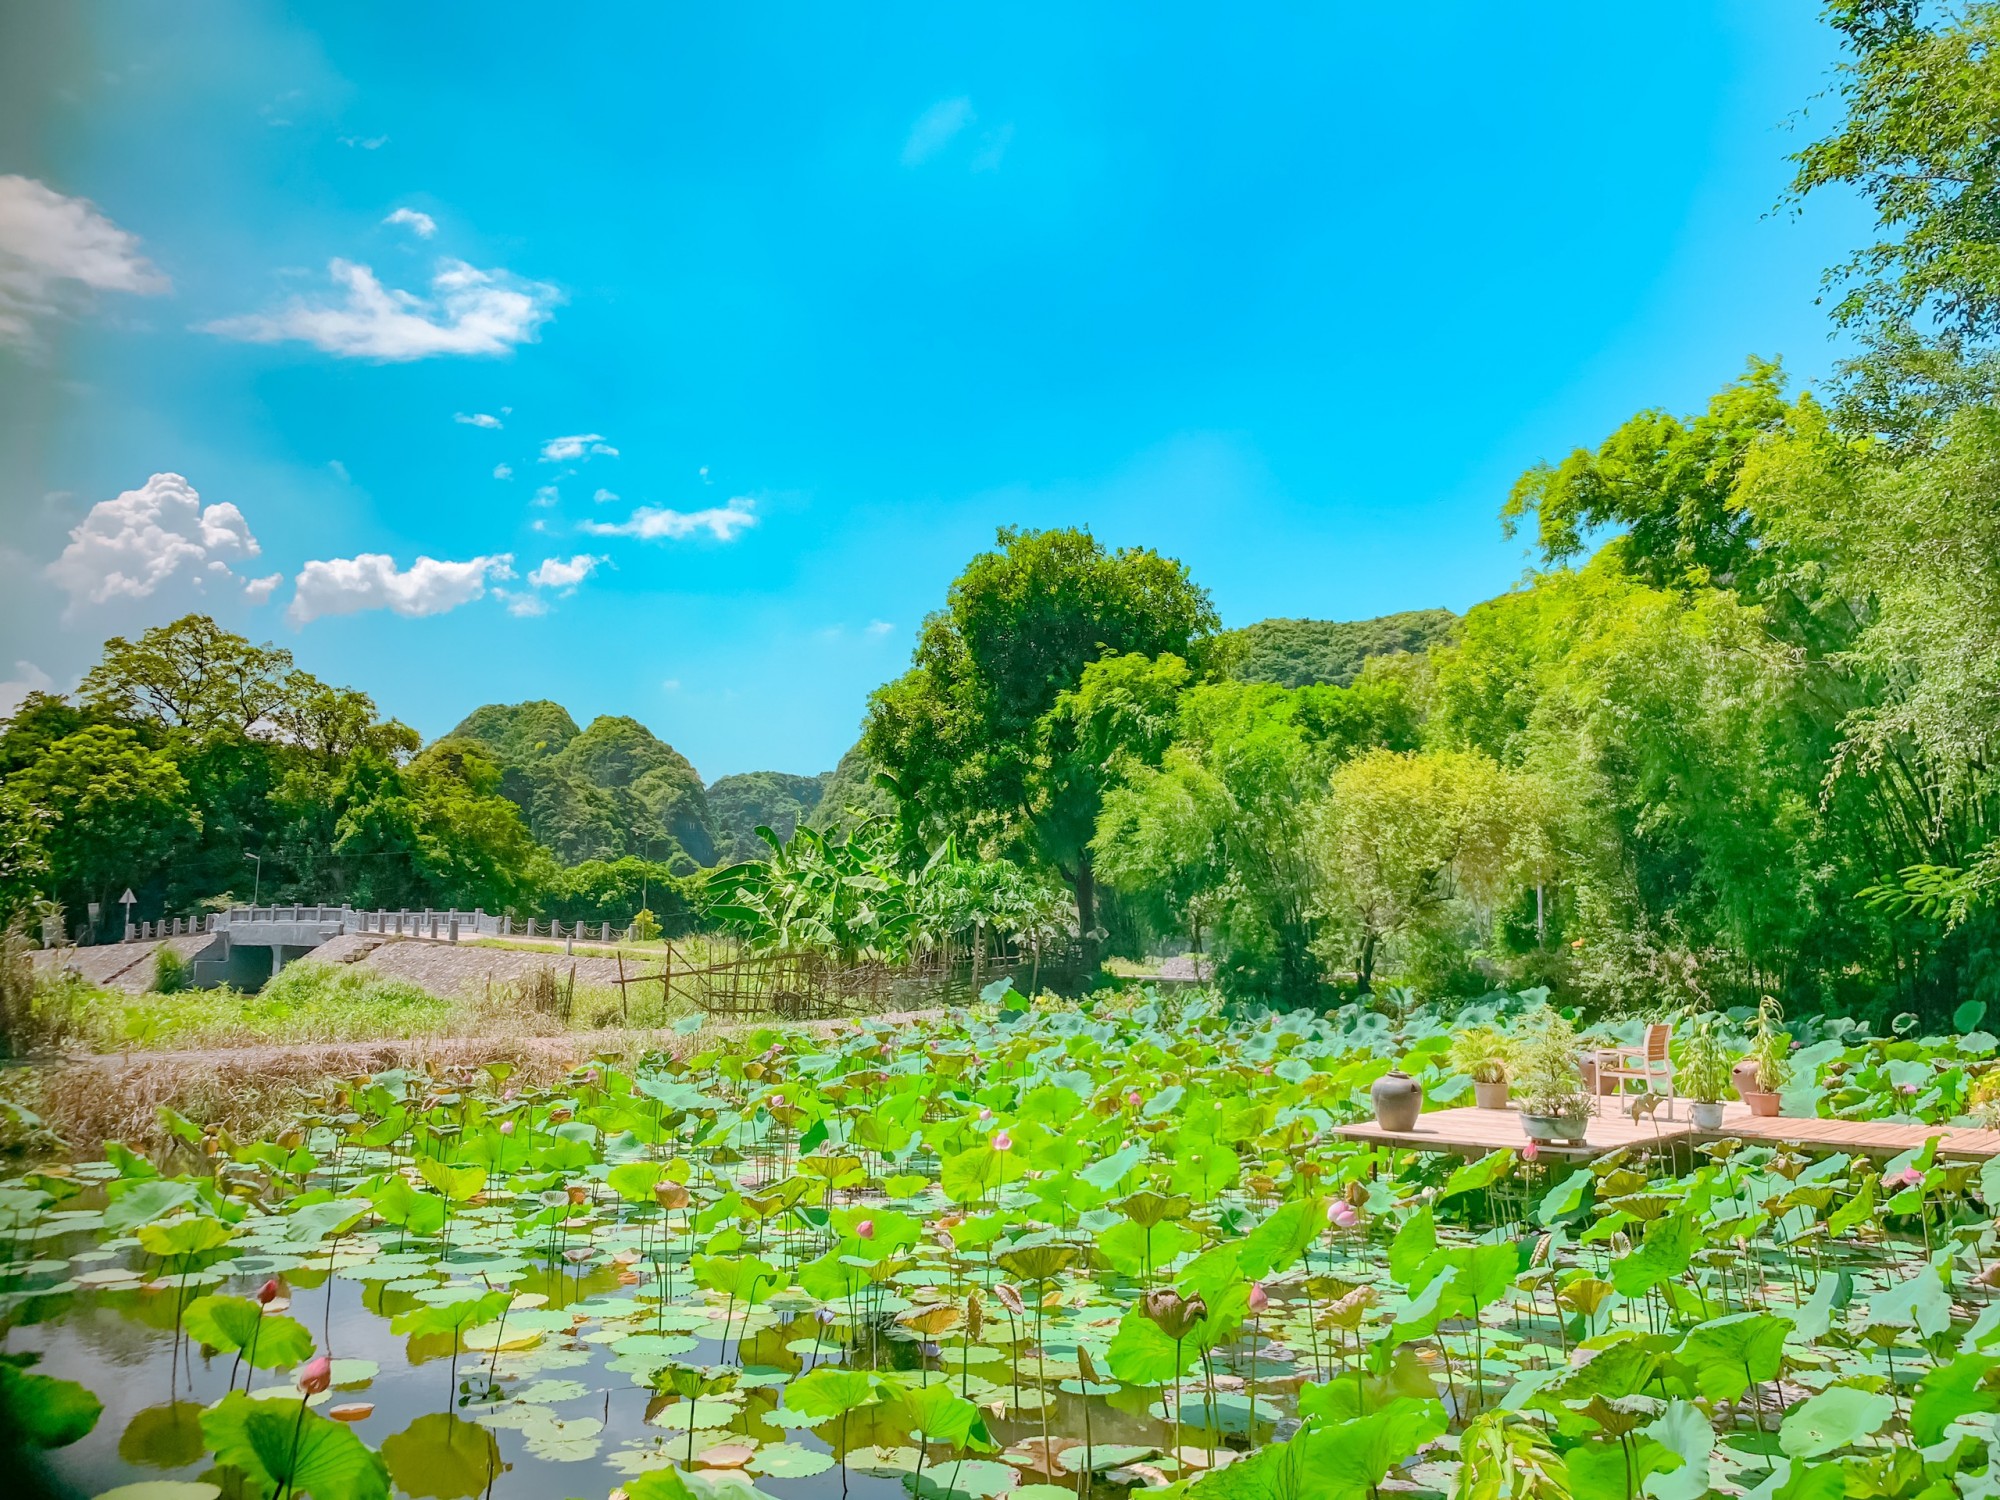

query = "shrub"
[1514,1008,1588,1118]
[153,946,193,995]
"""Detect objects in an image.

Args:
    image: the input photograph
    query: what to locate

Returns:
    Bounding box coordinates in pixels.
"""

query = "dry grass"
[6,1005,942,1158]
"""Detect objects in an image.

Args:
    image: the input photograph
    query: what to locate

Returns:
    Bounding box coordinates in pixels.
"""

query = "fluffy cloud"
[592,487,618,503]
[865,619,895,637]
[205,257,557,360]
[0,661,52,718]
[0,175,170,346]
[493,463,513,480]
[903,97,975,166]
[288,551,514,625]
[526,554,602,591]
[580,497,757,542]
[46,472,264,616]
[455,411,502,429]
[383,207,437,239]
[540,433,617,462]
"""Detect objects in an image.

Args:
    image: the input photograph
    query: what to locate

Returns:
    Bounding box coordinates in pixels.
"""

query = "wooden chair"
[1596,1023,1676,1118]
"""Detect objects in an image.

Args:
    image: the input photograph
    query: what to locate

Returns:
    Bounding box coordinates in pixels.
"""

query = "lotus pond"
[7,990,2000,1500]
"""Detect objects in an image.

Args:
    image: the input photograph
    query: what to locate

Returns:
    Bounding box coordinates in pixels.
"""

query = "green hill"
[438,703,716,870]
[1218,609,1458,688]
[707,771,832,865]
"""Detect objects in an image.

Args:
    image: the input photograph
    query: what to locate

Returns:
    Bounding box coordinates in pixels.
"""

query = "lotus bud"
[856,1219,875,1241]
[1328,1200,1359,1229]
[257,1277,285,1306]
[979,1107,993,1123]
[1522,1140,1540,1163]
[991,1129,1013,1152]
[816,1306,837,1325]
[499,1120,515,1136]
[1248,1281,1269,1314]
[1140,1288,1207,1342]
[1127,1091,1143,1109]
[297,1354,333,1395]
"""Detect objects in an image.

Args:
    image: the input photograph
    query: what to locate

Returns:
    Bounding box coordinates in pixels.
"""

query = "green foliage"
[200,1390,389,1500]
[1513,1009,1587,1119]
[1788,2,2000,340]
[1216,610,1459,689]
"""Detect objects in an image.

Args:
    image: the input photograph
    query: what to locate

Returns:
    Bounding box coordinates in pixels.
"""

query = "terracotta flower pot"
[1741,1090,1782,1117]
[1371,1070,1424,1132]
[1473,1078,1511,1110]
[1731,1061,1761,1101]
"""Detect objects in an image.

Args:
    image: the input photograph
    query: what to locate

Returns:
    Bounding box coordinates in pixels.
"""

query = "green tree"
[864,527,1219,960]
[81,614,295,735]
[1789,0,2000,340]
[0,727,198,928]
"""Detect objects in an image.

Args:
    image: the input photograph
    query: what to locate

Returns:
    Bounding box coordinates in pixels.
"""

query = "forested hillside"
[1219,609,1458,687]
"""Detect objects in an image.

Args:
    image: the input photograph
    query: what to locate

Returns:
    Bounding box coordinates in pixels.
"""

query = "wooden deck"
[1333,1102,1751,1161]
[1720,1113,2000,1160]
[1334,1102,2000,1163]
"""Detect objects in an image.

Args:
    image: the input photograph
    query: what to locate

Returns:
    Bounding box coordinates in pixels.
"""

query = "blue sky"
[0,3,1868,777]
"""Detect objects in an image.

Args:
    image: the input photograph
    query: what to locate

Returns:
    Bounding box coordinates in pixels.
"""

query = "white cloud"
[527,554,602,591]
[288,551,514,625]
[972,123,1014,172]
[661,678,681,692]
[0,175,170,347]
[540,433,617,462]
[493,463,513,480]
[504,592,547,617]
[0,661,52,718]
[580,497,757,543]
[205,257,557,360]
[902,97,975,166]
[46,472,263,616]
[532,484,559,507]
[384,207,436,239]
[592,487,618,504]
[865,619,895,637]
[244,572,282,604]
[455,411,502,429]
[339,135,389,150]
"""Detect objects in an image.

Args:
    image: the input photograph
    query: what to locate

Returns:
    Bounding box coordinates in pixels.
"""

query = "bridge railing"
[119,905,645,945]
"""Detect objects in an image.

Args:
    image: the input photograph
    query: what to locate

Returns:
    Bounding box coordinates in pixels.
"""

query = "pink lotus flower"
[499,1120,515,1136]
[257,1278,283,1306]
[979,1107,993,1123]
[856,1219,876,1240]
[1895,1167,1923,1188]
[1248,1282,1269,1314]
[1898,1083,1919,1095]
[770,1094,785,1108]
[1328,1200,1359,1229]
[297,1355,332,1396]
[1127,1091,1143,1108]
[992,1129,1013,1152]
[1522,1140,1540,1163]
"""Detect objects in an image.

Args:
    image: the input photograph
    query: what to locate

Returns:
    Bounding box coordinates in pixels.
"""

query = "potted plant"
[1681,1015,1732,1130]
[1449,1026,1518,1109]
[1739,996,1790,1117]
[1514,1009,1591,1144]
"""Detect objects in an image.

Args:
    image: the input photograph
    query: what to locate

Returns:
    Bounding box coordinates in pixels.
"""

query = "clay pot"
[1473,1078,1511,1110]
[1731,1061,1761,1101]
[1741,1091,1782,1118]
[1370,1070,1424,1132]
